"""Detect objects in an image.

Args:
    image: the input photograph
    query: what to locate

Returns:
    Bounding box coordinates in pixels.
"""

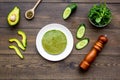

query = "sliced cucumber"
[9,45,24,59]
[63,7,71,20]
[9,38,25,51]
[63,3,77,20]
[17,30,27,48]
[76,24,86,39]
[76,38,89,50]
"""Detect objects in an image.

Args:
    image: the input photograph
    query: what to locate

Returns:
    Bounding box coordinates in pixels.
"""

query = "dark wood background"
[0,0,120,80]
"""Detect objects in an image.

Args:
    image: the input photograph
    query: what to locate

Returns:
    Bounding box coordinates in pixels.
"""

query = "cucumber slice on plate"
[63,3,77,20]
[76,38,89,50]
[76,24,86,39]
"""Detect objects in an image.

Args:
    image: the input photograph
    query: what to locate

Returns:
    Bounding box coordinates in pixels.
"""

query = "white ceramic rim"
[36,23,74,61]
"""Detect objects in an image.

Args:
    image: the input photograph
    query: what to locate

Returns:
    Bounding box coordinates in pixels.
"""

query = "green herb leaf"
[88,4,112,26]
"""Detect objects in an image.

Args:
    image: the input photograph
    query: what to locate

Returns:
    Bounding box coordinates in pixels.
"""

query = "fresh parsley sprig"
[88,3,112,26]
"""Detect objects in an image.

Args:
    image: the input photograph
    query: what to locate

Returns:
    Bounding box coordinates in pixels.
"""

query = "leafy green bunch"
[88,4,112,26]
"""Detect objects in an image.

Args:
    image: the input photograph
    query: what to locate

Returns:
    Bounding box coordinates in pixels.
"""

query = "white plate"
[36,23,74,61]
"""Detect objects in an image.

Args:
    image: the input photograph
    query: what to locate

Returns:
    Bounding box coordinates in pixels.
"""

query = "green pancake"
[42,30,67,55]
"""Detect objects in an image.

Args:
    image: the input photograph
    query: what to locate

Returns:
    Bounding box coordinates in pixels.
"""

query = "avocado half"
[7,6,20,26]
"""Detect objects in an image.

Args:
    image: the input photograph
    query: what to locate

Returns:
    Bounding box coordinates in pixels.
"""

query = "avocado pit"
[10,14,16,22]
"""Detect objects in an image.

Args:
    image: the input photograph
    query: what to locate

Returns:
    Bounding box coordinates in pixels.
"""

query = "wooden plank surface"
[0,0,120,80]
[0,0,120,3]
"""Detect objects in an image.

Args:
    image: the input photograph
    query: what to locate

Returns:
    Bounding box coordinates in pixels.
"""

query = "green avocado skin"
[7,6,20,26]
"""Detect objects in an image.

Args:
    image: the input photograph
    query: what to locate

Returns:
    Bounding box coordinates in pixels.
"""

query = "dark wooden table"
[0,0,120,79]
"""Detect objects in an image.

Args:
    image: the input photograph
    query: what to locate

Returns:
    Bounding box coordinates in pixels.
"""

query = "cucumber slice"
[76,38,89,50]
[17,30,27,48]
[76,24,86,39]
[63,7,71,20]
[9,45,24,59]
[9,38,25,51]
[63,3,77,20]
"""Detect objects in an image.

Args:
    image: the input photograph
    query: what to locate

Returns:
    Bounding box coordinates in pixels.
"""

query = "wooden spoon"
[25,0,42,20]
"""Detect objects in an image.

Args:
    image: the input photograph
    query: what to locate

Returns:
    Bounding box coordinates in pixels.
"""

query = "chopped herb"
[88,3,112,27]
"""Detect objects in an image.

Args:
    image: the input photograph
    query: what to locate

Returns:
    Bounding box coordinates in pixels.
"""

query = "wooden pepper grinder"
[80,35,108,71]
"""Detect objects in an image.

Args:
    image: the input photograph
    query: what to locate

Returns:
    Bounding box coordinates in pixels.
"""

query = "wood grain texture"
[0,0,120,80]
[0,55,120,79]
[0,0,120,3]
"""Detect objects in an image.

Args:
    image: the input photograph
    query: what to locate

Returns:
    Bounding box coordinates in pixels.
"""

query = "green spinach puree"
[42,30,67,55]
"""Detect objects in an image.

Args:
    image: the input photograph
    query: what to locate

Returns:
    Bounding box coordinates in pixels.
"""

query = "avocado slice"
[9,45,24,59]
[9,38,26,51]
[17,30,27,48]
[7,6,20,26]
